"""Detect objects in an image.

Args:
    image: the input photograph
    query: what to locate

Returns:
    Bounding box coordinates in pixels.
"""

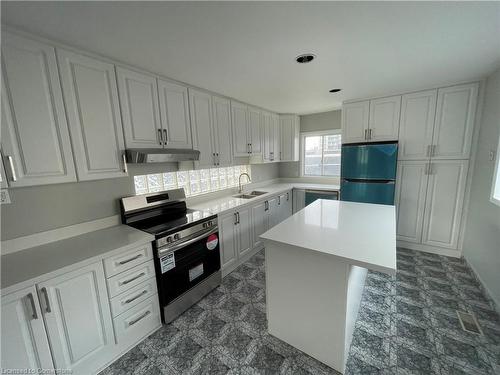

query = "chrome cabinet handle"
[26,293,38,320]
[7,156,17,181]
[216,153,219,166]
[213,153,216,166]
[158,129,163,146]
[123,290,148,305]
[247,144,251,154]
[237,212,240,224]
[117,253,143,266]
[120,272,146,286]
[364,129,368,140]
[163,129,168,144]
[122,153,128,174]
[128,310,151,326]
[234,212,238,225]
[286,192,289,201]
[40,287,51,313]
[265,201,269,211]
[369,129,373,140]
[249,143,253,154]
[278,196,281,205]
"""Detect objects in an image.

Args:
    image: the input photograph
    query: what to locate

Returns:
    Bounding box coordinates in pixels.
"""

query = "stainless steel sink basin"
[233,194,257,199]
[249,191,267,196]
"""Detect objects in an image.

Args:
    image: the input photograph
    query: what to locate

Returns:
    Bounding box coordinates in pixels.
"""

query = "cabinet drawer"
[110,277,158,317]
[107,261,156,298]
[104,244,153,278]
[113,295,161,344]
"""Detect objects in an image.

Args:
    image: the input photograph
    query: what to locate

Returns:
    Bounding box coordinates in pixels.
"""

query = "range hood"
[125,148,200,163]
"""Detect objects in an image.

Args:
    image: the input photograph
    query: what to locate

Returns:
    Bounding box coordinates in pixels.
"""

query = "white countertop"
[190,182,340,215]
[1,225,154,290]
[260,199,397,274]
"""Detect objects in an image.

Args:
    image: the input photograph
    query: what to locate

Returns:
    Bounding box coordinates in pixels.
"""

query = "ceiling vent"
[295,54,316,64]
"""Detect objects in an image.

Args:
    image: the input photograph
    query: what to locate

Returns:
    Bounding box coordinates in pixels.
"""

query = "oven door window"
[159,232,220,304]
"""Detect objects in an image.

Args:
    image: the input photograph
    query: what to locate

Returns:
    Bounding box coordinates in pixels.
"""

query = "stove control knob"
[202,222,208,229]
[166,236,173,243]
[173,234,180,241]
[208,220,213,227]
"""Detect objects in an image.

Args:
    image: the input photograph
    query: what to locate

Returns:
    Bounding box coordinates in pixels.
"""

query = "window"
[491,135,500,206]
[134,165,251,197]
[301,130,342,177]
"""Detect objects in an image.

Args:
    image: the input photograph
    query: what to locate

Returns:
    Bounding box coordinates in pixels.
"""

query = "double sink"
[233,191,268,199]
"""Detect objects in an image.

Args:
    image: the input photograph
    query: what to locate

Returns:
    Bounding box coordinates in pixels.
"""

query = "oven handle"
[157,226,219,257]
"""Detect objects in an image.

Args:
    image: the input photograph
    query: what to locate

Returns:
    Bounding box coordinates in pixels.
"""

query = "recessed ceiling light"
[329,89,342,93]
[295,54,316,64]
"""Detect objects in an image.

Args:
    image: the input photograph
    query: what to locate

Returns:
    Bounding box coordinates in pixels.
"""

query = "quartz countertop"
[190,181,340,215]
[1,225,154,290]
[260,199,397,274]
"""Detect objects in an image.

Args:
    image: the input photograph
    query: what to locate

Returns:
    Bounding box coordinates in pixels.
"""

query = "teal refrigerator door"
[341,142,398,180]
[340,180,395,205]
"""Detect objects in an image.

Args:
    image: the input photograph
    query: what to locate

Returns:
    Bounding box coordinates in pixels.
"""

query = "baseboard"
[397,241,462,258]
[465,259,500,313]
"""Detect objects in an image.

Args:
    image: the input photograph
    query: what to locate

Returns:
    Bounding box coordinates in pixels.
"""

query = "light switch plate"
[1,189,11,204]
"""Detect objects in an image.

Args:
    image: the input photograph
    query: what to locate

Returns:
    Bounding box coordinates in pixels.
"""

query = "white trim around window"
[490,134,500,207]
[300,129,342,178]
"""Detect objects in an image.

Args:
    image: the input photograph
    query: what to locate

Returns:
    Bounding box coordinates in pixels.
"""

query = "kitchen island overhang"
[260,199,396,373]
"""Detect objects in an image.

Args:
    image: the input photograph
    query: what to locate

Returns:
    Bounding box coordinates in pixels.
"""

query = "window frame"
[490,134,500,207]
[300,129,342,178]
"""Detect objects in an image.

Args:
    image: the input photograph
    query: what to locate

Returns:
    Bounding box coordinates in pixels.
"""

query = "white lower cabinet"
[251,201,268,250]
[1,286,54,371]
[37,262,115,375]
[293,189,306,214]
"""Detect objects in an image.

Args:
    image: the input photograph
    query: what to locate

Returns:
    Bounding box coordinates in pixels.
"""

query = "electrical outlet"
[1,189,11,204]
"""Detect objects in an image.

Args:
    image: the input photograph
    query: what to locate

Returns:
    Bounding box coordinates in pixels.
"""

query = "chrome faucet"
[238,173,251,193]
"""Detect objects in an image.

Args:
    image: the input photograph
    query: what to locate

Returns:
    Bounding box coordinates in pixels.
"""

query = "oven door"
[156,229,220,306]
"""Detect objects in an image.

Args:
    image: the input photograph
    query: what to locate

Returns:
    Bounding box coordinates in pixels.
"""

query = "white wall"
[463,67,500,307]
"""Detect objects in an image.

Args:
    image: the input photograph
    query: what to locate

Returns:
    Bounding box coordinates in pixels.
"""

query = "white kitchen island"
[260,199,396,374]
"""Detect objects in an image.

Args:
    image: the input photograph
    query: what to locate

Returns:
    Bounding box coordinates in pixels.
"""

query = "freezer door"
[340,179,395,205]
[341,142,398,180]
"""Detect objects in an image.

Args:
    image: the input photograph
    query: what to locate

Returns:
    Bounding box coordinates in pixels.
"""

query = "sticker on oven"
[160,252,175,273]
[206,234,218,250]
[189,263,204,282]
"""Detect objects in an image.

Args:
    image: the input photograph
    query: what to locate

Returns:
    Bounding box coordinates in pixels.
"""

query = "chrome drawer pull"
[40,287,51,313]
[128,310,151,326]
[120,272,146,286]
[117,254,143,266]
[26,293,38,320]
[123,290,148,305]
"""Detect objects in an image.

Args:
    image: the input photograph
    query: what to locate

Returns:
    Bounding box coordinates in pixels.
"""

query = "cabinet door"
[268,197,280,229]
[57,49,127,181]
[398,90,437,160]
[236,206,253,258]
[342,101,370,144]
[368,95,401,141]
[116,67,162,149]
[273,115,281,161]
[219,211,237,270]
[252,201,268,249]
[432,83,478,159]
[283,191,293,219]
[158,79,192,149]
[280,115,299,162]
[38,261,114,375]
[231,101,249,156]
[1,32,76,187]
[395,161,429,243]
[421,160,469,249]
[189,89,215,168]
[262,111,272,162]
[248,106,262,154]
[1,286,54,370]
[212,96,233,167]
[293,189,305,214]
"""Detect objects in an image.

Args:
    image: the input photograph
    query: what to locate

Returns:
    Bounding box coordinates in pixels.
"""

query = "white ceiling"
[2,2,499,114]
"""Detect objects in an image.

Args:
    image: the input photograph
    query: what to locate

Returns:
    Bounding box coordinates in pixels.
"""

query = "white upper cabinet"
[398,90,437,160]
[212,95,233,167]
[395,161,429,243]
[262,111,273,162]
[231,101,250,157]
[368,95,401,141]
[280,115,299,162]
[248,106,262,155]
[116,67,162,149]
[1,32,76,187]
[57,49,127,181]
[189,89,215,168]
[158,79,192,149]
[1,286,54,371]
[341,100,370,144]
[421,160,469,249]
[273,114,281,161]
[432,82,478,160]
[38,261,114,375]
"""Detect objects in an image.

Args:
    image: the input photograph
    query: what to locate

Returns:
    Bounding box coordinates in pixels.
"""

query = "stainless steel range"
[120,189,221,323]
